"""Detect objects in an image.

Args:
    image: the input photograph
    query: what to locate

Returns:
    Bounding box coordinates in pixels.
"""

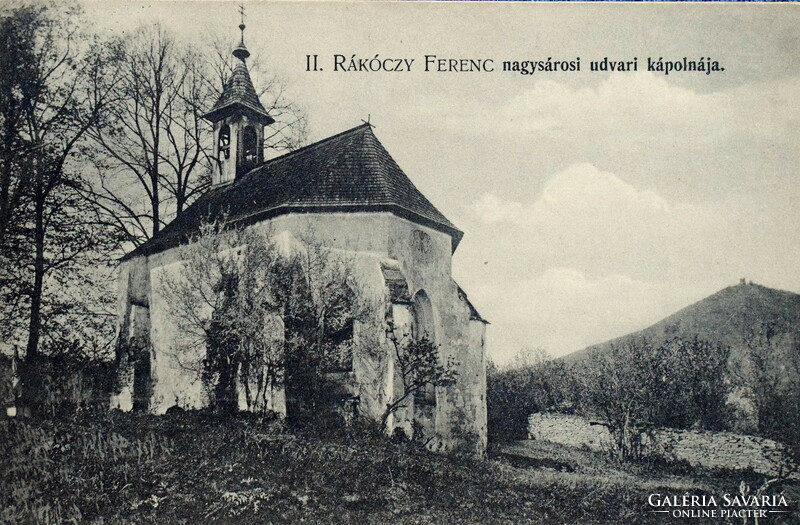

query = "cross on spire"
[238,4,246,46]
[232,4,250,61]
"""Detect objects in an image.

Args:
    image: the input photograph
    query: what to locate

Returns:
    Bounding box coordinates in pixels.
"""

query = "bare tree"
[159,218,285,411]
[159,219,363,420]
[486,353,574,441]
[734,323,800,474]
[85,24,210,246]
[0,2,120,360]
[575,342,656,460]
[574,337,731,460]
[275,235,362,426]
[510,345,551,370]
[379,320,458,435]
[86,25,308,250]
[0,3,123,417]
[0,6,36,245]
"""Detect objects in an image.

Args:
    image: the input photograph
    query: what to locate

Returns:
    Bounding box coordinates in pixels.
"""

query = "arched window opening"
[218,124,231,160]
[241,126,259,174]
[412,290,435,344]
[411,290,437,407]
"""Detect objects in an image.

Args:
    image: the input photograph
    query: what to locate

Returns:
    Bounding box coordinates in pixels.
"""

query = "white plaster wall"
[110,257,151,411]
[115,210,487,452]
[388,303,414,436]
[252,212,393,255]
[386,217,488,453]
[110,262,132,411]
[148,253,208,413]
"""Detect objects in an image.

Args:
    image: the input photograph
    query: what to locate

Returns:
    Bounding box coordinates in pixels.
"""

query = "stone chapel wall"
[112,211,487,453]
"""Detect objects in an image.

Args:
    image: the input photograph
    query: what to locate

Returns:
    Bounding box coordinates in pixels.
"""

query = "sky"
[82,1,800,364]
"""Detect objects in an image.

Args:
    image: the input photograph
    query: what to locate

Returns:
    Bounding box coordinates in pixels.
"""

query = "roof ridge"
[360,126,392,202]
[122,121,464,261]
[364,129,442,219]
[257,122,372,170]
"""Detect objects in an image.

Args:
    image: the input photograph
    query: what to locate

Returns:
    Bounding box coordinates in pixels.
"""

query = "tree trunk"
[150,147,160,237]
[25,175,45,360]
[21,178,47,415]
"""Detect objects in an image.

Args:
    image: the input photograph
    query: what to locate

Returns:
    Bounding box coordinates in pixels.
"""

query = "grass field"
[1,410,797,524]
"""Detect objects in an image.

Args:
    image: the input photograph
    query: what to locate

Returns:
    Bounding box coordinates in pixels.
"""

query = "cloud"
[444,72,799,149]
[529,162,673,228]
[471,193,528,225]
[500,73,714,134]
[428,73,799,212]
[469,163,726,281]
[473,267,712,364]
[462,163,752,364]
[535,163,669,213]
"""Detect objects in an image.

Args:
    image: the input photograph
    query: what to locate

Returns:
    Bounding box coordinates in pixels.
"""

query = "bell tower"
[203,11,274,186]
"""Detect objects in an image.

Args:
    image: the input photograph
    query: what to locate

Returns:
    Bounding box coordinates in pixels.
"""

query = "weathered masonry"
[111,23,488,454]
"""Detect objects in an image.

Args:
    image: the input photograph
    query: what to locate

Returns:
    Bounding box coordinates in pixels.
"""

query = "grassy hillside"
[486,282,800,466]
[565,281,800,363]
[3,410,797,524]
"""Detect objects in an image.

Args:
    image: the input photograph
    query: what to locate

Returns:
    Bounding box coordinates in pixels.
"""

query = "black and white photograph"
[1,1,798,523]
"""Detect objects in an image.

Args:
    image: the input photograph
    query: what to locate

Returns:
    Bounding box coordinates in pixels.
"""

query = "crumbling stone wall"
[4,354,113,417]
[113,212,488,454]
[528,413,791,476]
[650,430,789,477]
[527,413,611,451]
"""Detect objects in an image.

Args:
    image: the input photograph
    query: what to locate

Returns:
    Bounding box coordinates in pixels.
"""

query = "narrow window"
[242,126,258,166]
[412,291,437,407]
[218,124,231,160]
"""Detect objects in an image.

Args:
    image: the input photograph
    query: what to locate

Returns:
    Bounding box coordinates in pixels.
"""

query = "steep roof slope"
[203,59,273,125]
[124,123,462,260]
[564,282,800,362]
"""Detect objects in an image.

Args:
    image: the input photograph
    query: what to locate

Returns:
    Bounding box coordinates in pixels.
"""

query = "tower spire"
[233,4,250,61]
[203,5,273,186]
[239,4,246,44]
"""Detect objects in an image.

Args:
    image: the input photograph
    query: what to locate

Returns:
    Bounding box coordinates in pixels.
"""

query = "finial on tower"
[238,4,246,41]
[233,4,250,61]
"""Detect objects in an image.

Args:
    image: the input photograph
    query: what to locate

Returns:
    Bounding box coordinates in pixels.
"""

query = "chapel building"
[111,24,488,453]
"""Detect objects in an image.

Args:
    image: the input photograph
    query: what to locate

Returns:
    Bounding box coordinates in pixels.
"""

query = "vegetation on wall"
[487,350,574,442]
[734,322,800,468]
[159,218,365,424]
[380,325,458,435]
[573,337,731,460]
[487,336,771,461]
[0,1,307,413]
[490,326,800,474]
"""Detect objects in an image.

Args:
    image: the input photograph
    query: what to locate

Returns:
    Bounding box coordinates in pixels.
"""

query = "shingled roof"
[203,56,273,125]
[123,123,463,260]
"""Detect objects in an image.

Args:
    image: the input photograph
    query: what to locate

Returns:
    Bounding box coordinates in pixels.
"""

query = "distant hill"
[564,281,800,363]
